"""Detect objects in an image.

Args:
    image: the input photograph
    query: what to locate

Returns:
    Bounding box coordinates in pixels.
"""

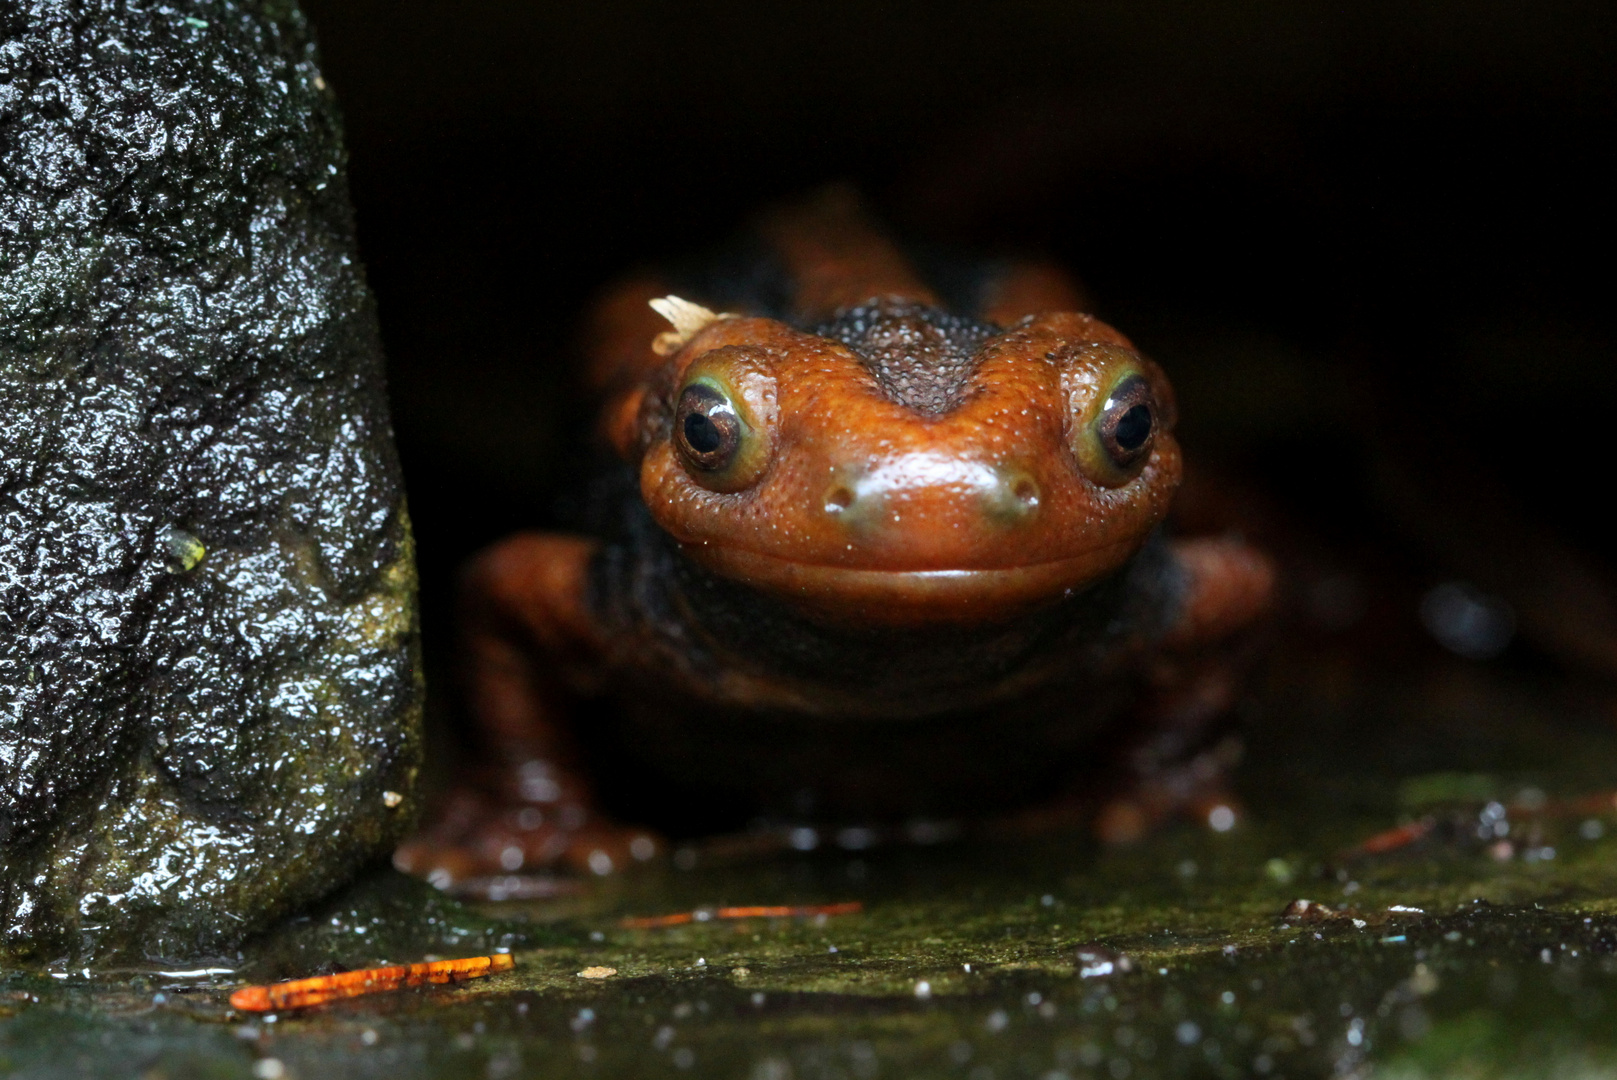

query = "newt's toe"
[394,787,660,885]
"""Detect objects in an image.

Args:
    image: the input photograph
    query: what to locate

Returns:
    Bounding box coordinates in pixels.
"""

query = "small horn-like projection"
[649,295,733,356]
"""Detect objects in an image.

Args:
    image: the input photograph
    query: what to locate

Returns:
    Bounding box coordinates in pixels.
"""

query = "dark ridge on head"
[813,300,1000,415]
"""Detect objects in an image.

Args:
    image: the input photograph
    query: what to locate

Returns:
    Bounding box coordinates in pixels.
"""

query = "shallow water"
[6,659,1617,1079]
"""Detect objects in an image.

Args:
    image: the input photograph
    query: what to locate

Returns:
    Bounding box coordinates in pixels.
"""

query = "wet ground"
[6,657,1617,1080]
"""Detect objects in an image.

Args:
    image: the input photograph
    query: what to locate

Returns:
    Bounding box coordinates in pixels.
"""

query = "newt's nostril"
[824,485,856,514]
[985,467,1041,524]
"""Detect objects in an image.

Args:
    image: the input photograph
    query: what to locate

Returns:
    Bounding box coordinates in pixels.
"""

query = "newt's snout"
[822,453,1042,546]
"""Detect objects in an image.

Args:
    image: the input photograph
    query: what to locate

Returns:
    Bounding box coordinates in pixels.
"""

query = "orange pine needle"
[620,901,861,929]
[1343,817,1435,858]
[230,953,515,1012]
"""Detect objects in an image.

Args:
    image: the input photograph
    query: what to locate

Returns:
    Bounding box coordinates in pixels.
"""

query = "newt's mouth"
[678,541,1141,627]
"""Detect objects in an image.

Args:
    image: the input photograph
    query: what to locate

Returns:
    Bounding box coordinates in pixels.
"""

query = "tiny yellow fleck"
[382,791,404,808]
[577,966,617,979]
[162,527,206,572]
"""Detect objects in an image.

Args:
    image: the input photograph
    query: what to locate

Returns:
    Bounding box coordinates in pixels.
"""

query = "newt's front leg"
[393,533,659,884]
[1095,536,1276,843]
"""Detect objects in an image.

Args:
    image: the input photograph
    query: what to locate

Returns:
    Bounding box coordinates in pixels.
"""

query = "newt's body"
[396,193,1274,883]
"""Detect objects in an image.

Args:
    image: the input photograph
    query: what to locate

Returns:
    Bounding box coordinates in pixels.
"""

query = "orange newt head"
[621,296,1181,626]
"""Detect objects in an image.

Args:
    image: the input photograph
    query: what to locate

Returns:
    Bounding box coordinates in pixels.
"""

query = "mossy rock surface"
[0,0,421,962]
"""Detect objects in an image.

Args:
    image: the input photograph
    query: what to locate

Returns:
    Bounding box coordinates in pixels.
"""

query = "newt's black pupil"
[684,411,723,454]
[1114,404,1152,451]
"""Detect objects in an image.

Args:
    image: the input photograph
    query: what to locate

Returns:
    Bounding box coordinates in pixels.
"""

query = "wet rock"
[0,0,421,960]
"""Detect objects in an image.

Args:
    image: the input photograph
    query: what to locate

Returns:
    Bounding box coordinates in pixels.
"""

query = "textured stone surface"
[0,0,421,961]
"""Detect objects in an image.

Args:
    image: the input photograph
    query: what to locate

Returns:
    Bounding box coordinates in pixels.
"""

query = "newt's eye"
[672,370,773,491]
[1096,375,1156,471]
[676,384,740,469]
[1072,370,1158,487]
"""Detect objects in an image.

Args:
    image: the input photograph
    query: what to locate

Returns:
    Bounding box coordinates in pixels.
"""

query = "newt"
[395,190,1275,883]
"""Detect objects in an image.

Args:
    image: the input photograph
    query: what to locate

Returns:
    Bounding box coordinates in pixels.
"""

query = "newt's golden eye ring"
[672,364,774,492]
[1068,362,1160,488]
[1095,374,1156,473]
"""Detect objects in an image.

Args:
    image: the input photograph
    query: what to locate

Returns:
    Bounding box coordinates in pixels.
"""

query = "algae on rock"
[0,0,422,961]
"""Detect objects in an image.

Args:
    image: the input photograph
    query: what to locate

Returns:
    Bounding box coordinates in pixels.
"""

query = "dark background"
[297,0,1615,702]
